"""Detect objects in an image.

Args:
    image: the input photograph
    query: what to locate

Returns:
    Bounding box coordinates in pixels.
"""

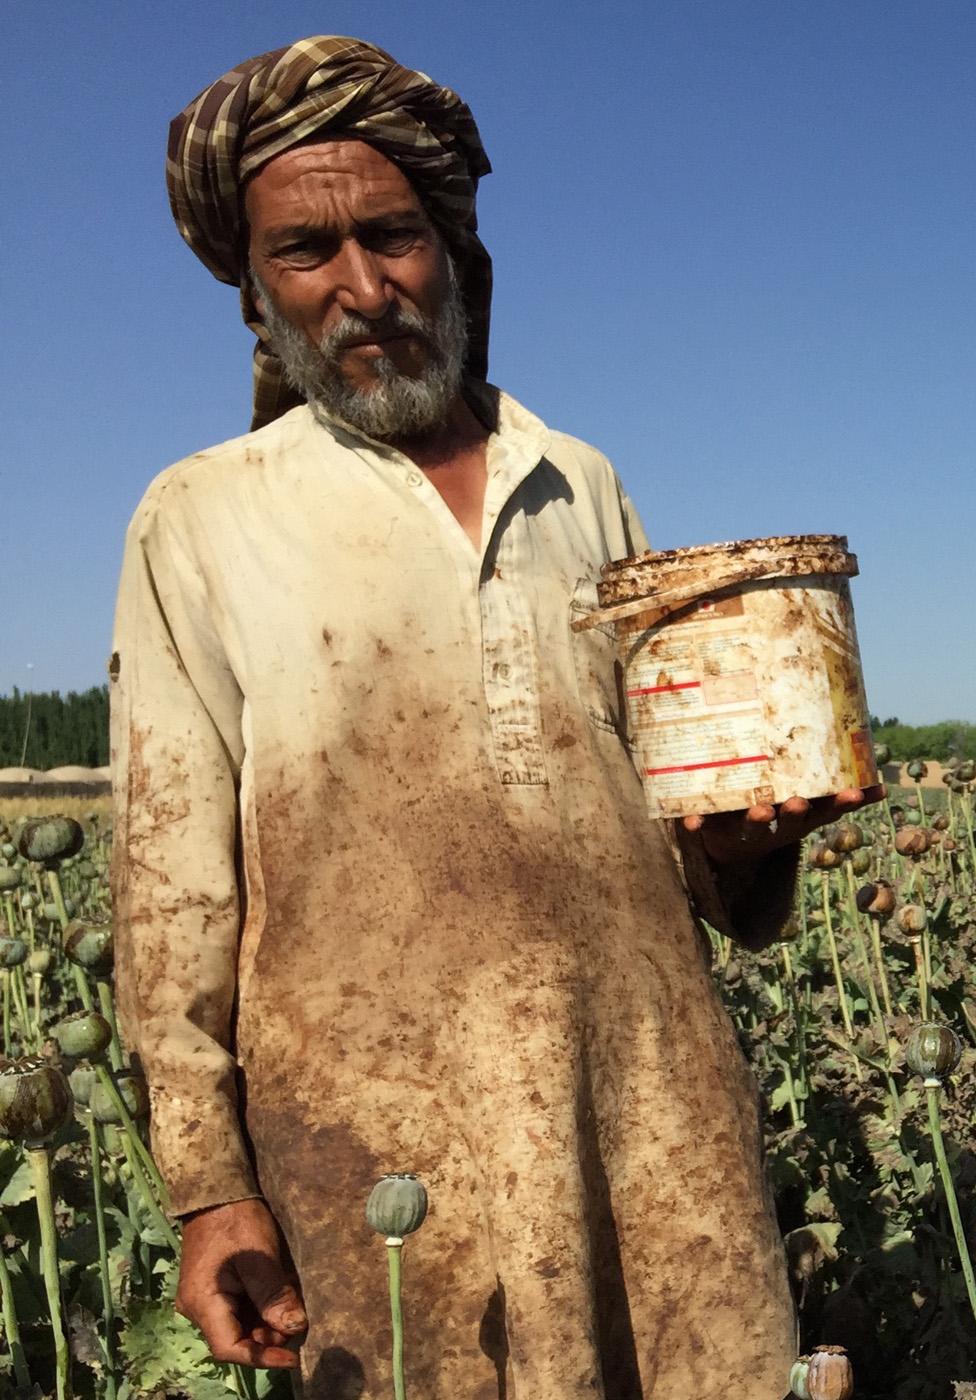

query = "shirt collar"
[305,380,551,484]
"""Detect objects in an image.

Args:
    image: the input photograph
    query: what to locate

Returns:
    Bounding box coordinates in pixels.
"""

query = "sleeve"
[670,824,801,951]
[609,469,800,950]
[110,484,261,1219]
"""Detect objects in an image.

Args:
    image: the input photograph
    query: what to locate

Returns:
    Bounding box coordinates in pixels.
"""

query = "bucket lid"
[598,533,857,614]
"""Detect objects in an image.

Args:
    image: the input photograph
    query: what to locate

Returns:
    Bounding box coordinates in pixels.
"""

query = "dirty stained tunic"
[111,390,798,1400]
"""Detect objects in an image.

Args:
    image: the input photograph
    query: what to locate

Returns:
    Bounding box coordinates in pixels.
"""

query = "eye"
[366,226,420,253]
[277,241,323,264]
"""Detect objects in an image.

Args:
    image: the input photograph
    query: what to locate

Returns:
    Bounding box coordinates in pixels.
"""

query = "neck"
[386,391,489,468]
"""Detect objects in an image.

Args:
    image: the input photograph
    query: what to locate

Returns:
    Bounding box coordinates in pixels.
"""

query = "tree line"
[0,687,109,769]
[870,717,976,764]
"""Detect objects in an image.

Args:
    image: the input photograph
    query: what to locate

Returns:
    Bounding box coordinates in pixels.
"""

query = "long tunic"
[110,388,798,1399]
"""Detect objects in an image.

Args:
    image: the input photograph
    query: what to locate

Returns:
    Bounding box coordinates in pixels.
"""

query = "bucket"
[576,534,877,820]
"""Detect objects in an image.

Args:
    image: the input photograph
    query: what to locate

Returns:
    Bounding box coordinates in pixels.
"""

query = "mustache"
[319,307,436,356]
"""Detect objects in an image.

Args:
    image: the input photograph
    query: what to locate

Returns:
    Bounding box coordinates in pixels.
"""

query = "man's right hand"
[175,1197,308,1369]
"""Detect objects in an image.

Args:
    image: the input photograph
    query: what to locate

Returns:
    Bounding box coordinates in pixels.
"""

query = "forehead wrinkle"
[246,151,428,248]
[248,139,418,201]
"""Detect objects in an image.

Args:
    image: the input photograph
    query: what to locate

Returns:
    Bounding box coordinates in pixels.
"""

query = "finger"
[681,814,704,833]
[251,1325,289,1347]
[193,1290,301,1369]
[743,804,777,827]
[806,789,865,821]
[237,1254,308,1334]
[770,796,812,841]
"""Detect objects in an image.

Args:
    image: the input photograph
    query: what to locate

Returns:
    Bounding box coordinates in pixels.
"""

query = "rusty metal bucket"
[575,534,877,819]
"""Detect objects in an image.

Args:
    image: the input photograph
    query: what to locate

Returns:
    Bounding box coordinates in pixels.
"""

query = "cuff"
[670,821,801,951]
[147,1086,262,1219]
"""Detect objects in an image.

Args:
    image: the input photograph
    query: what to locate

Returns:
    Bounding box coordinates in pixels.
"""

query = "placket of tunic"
[344,404,554,789]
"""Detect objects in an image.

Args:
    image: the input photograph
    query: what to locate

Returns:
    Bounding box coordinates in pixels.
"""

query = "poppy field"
[1,756,975,1399]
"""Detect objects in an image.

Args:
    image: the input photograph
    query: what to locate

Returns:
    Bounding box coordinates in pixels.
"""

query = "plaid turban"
[167,36,493,430]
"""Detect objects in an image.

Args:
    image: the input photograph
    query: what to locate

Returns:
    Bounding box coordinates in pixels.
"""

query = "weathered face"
[246,139,456,393]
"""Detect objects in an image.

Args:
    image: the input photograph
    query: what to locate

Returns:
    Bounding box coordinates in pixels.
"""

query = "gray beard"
[251,260,468,440]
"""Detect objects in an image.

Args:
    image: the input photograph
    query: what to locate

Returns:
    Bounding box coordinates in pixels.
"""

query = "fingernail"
[282,1310,307,1330]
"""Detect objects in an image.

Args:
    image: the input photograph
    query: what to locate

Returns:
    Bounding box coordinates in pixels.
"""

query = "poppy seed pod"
[905,1022,962,1082]
[68,1065,96,1107]
[0,844,14,861]
[0,866,21,891]
[932,814,949,832]
[63,919,114,975]
[806,1345,854,1400]
[807,842,842,871]
[0,938,27,969]
[19,891,36,911]
[895,828,930,859]
[897,904,927,937]
[956,759,975,783]
[856,880,896,921]
[873,742,892,766]
[906,759,928,781]
[17,817,84,868]
[90,1070,150,1124]
[28,948,52,976]
[43,899,77,921]
[789,1357,812,1400]
[849,849,872,876]
[53,1011,113,1060]
[0,1056,73,1146]
[366,1173,429,1240]
[828,821,863,854]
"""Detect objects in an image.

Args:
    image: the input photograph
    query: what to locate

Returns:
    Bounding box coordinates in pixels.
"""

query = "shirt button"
[406,471,423,487]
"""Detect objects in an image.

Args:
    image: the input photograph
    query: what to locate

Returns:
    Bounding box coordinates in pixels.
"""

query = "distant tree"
[0,687,109,768]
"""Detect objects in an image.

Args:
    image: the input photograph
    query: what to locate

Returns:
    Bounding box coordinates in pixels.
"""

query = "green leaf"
[119,1297,228,1392]
[804,1185,835,1218]
[769,1079,795,1113]
[0,1158,35,1208]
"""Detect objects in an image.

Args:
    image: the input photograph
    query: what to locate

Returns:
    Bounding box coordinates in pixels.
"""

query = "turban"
[167,36,493,430]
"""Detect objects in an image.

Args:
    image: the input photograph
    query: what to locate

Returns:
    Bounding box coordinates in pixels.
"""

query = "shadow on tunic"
[478,1279,509,1399]
[475,1048,645,1400]
[306,1345,367,1398]
[579,1040,644,1400]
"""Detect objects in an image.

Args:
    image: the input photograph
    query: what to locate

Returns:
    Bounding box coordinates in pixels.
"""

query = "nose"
[334,239,394,320]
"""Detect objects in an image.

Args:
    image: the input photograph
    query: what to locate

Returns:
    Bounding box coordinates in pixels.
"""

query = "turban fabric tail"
[167,36,493,430]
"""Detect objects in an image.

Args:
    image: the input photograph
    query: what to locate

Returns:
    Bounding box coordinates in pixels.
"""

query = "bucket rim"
[591,533,859,625]
[602,533,850,577]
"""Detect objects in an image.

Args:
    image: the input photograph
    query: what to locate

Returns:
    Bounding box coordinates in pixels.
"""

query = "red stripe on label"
[645,754,769,777]
[626,681,702,697]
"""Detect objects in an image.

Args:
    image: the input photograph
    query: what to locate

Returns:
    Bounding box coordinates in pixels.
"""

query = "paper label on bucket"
[622,595,774,816]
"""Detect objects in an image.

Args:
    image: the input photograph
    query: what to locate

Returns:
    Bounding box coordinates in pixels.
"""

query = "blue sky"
[3,0,973,722]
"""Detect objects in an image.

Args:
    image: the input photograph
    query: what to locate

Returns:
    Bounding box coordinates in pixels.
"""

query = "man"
[111,36,880,1400]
